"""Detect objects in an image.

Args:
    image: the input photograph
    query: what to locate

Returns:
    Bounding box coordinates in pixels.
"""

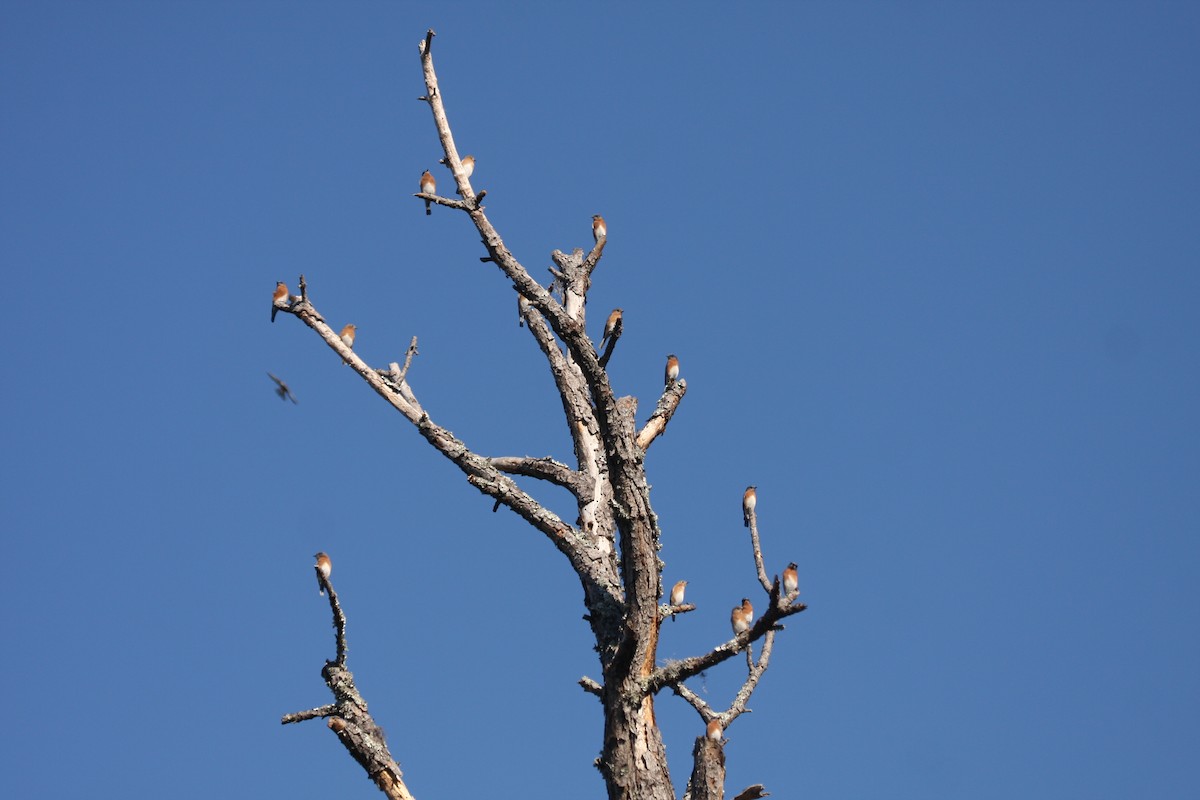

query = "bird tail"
[425,199,432,216]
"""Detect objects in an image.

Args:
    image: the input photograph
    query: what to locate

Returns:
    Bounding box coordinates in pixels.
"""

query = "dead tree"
[278,30,806,800]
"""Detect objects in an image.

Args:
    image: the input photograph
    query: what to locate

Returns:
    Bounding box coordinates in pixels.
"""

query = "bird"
[460,154,475,178]
[706,719,723,742]
[783,562,799,597]
[742,485,757,528]
[267,372,298,404]
[339,323,357,365]
[272,281,289,323]
[670,580,688,607]
[670,579,688,623]
[592,214,606,243]
[664,354,680,386]
[601,308,623,350]
[420,170,436,215]
[731,597,753,635]
[314,552,332,595]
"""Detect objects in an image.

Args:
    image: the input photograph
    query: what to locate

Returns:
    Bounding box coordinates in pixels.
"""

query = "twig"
[746,514,772,594]
[397,336,419,382]
[660,602,696,622]
[413,192,472,214]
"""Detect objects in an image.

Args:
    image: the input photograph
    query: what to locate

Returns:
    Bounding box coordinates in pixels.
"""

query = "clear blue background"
[2,2,1198,798]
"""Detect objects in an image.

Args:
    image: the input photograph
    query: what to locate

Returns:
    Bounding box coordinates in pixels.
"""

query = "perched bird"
[670,579,688,607]
[664,353,680,386]
[592,214,606,243]
[339,323,357,365]
[267,372,298,404]
[420,170,436,215]
[272,281,289,323]
[670,579,688,623]
[460,154,475,178]
[783,562,799,597]
[706,719,723,742]
[731,597,753,635]
[601,308,623,350]
[314,552,332,595]
[742,485,757,528]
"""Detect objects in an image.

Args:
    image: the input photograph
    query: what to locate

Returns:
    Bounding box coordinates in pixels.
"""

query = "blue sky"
[2,2,1198,798]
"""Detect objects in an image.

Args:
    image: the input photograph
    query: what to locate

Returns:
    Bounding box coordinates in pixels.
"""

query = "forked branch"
[282,569,414,800]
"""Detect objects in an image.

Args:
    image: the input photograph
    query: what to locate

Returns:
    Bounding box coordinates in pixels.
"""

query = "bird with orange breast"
[783,562,799,598]
[670,579,688,607]
[706,719,723,742]
[272,281,289,323]
[731,597,753,636]
[420,171,436,215]
[669,579,688,623]
[664,354,680,387]
[460,154,475,178]
[742,486,757,528]
[592,214,606,243]
[601,308,623,350]
[314,552,332,595]
[339,324,356,365]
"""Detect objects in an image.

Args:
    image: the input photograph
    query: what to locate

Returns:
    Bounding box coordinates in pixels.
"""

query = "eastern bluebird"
[592,214,606,243]
[742,486,757,528]
[601,308,623,350]
[783,562,799,597]
[460,154,475,178]
[267,372,298,404]
[314,551,332,595]
[670,579,688,607]
[731,597,753,635]
[670,579,688,623]
[420,171,436,215]
[339,324,357,365]
[664,354,680,386]
[706,719,723,742]
[272,281,289,323]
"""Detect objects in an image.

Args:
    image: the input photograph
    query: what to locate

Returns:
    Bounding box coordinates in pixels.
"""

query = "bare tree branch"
[660,601,697,622]
[645,584,806,694]
[636,379,687,451]
[732,785,770,800]
[281,704,336,725]
[673,682,710,715]
[316,566,348,666]
[413,191,472,214]
[282,569,414,800]
[384,336,420,384]
[746,512,773,594]
[490,456,579,489]
[284,284,616,585]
